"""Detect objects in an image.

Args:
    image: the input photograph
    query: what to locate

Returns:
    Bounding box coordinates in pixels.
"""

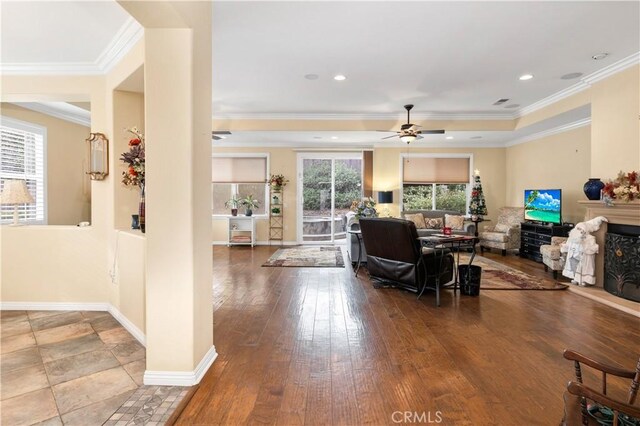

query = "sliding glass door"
[297,153,363,244]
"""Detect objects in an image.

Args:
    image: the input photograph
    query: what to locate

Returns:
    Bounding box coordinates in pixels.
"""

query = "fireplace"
[604,224,640,302]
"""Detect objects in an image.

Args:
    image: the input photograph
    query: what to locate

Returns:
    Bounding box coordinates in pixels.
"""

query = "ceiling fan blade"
[381,134,399,140]
[212,130,231,141]
[419,130,445,134]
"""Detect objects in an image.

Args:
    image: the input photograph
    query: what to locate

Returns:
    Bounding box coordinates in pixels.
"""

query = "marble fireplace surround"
[573,200,640,317]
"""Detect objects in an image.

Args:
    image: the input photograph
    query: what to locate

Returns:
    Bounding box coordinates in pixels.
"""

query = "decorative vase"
[231,208,238,217]
[583,178,604,200]
[139,183,146,234]
[272,185,282,192]
[245,208,253,217]
[131,214,140,230]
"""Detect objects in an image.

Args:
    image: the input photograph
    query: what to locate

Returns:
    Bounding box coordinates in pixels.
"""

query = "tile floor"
[0,310,172,425]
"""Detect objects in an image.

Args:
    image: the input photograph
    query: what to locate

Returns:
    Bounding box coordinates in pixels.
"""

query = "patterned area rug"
[458,254,568,290]
[262,246,345,268]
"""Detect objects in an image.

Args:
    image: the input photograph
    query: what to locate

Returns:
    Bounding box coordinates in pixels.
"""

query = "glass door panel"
[333,158,362,242]
[302,159,332,242]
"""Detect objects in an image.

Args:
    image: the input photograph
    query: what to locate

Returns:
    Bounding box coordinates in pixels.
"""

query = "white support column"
[119,1,214,385]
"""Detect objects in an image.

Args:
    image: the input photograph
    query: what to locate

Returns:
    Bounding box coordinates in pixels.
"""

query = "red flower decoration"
[129,166,137,176]
[129,138,141,146]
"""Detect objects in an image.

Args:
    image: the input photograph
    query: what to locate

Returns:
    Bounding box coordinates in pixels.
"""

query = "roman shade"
[212,156,267,183]
[403,157,470,184]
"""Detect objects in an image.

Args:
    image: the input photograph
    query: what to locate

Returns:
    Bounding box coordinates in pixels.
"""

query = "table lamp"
[1,180,35,226]
[377,191,393,217]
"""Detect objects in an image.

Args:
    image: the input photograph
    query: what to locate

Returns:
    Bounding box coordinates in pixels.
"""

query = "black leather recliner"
[359,217,454,306]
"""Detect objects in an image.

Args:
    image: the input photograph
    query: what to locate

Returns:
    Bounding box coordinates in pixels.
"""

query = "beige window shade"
[403,157,470,184]
[212,157,267,183]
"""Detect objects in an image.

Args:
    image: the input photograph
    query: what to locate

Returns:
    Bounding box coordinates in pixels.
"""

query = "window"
[401,155,471,214]
[0,117,46,224]
[212,155,268,216]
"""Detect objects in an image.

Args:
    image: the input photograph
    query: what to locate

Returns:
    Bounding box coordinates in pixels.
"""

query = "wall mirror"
[1,101,92,226]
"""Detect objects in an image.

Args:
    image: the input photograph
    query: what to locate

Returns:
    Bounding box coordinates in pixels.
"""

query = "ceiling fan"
[380,104,445,144]
[212,131,231,141]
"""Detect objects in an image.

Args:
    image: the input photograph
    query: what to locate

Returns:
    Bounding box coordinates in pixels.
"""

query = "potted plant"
[268,174,289,191]
[271,207,281,216]
[225,197,241,216]
[241,195,260,217]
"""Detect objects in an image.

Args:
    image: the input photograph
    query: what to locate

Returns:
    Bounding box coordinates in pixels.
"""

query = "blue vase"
[583,178,604,200]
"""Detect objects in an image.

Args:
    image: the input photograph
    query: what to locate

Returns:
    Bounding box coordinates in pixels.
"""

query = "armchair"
[479,207,525,256]
[540,236,568,279]
[562,349,640,425]
[358,217,454,306]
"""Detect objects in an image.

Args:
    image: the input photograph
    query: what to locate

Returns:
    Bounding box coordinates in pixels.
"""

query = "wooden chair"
[562,349,640,425]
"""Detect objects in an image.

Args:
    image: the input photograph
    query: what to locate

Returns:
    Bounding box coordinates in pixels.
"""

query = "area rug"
[457,254,568,290]
[262,246,345,268]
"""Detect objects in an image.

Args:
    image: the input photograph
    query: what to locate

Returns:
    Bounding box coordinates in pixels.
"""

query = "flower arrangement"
[120,127,145,187]
[603,170,639,203]
[350,197,378,219]
[268,174,289,189]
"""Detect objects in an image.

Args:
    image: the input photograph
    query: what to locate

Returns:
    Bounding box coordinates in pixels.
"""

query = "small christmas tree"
[468,173,488,219]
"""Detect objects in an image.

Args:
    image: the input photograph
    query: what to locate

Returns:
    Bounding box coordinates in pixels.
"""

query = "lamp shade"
[0,180,34,205]
[378,191,393,204]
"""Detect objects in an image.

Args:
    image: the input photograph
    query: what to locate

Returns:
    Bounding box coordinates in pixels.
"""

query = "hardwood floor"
[177,247,640,425]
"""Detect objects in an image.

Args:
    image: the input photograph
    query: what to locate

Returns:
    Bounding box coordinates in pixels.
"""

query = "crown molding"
[582,51,640,85]
[505,118,591,147]
[213,138,507,149]
[96,17,144,73]
[11,102,91,127]
[0,62,104,75]
[0,18,142,76]
[212,111,517,121]
[516,51,640,118]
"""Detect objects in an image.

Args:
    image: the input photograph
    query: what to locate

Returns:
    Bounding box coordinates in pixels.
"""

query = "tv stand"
[520,222,572,263]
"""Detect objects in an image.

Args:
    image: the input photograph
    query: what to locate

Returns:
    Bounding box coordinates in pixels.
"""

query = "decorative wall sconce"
[86,133,109,180]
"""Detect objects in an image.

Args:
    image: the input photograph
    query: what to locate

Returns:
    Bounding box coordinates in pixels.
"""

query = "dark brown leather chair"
[359,217,454,306]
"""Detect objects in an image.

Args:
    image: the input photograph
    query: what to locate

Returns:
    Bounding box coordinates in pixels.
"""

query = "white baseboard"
[0,301,110,311]
[143,345,218,386]
[0,301,146,347]
[107,305,146,346]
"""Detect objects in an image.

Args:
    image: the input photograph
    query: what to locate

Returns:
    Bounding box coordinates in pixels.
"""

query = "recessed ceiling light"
[561,72,583,80]
[446,136,454,140]
[333,74,347,81]
[519,74,534,81]
[330,136,338,140]
[504,104,520,109]
[304,74,319,80]
[592,53,609,60]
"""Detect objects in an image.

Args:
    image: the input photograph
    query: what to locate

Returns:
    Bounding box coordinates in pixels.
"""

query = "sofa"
[358,217,454,306]
[400,209,476,237]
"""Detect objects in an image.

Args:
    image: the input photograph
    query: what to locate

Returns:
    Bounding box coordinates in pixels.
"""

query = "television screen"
[524,189,562,224]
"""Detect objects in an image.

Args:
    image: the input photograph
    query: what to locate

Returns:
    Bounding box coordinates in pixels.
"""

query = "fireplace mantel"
[572,200,640,316]
[577,200,640,288]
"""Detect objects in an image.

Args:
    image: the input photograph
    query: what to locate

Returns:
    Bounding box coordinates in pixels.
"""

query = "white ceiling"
[0,1,637,141]
[211,1,639,117]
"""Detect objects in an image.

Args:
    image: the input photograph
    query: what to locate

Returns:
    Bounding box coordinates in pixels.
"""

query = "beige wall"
[590,65,640,178]
[212,147,297,242]
[212,146,507,242]
[1,103,91,225]
[505,125,591,224]
[373,147,506,234]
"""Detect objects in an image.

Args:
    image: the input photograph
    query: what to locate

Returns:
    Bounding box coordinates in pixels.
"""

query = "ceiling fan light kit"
[381,104,445,144]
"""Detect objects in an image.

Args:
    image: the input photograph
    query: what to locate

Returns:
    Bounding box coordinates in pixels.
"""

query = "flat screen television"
[524,189,562,224]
